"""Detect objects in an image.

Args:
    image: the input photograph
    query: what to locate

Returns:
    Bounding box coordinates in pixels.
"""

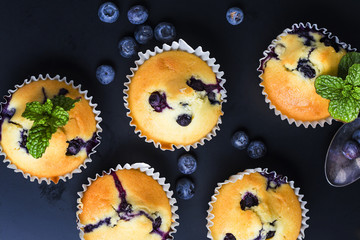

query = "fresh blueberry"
[96,65,115,85]
[342,140,360,160]
[176,114,192,127]
[176,177,195,200]
[224,233,236,240]
[231,131,249,150]
[226,7,244,25]
[98,2,119,23]
[178,154,197,174]
[296,59,316,79]
[118,37,138,58]
[240,192,259,210]
[247,140,266,159]
[154,22,176,42]
[134,25,153,44]
[352,129,360,144]
[127,5,148,25]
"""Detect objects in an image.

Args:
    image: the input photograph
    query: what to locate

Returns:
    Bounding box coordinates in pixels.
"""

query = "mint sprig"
[315,61,360,123]
[22,95,80,158]
[338,52,360,79]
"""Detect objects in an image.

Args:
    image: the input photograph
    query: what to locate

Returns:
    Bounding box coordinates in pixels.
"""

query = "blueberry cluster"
[176,154,197,200]
[96,3,177,85]
[231,131,267,159]
[120,5,176,58]
[342,130,360,160]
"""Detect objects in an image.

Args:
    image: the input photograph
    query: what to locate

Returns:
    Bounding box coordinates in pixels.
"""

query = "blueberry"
[127,5,148,25]
[231,131,249,150]
[342,140,360,160]
[207,92,220,105]
[118,37,138,58]
[66,138,86,156]
[296,59,316,79]
[149,91,171,112]
[176,114,192,127]
[134,25,153,44]
[58,88,69,96]
[352,129,360,144]
[226,7,244,25]
[247,140,266,159]
[320,37,340,52]
[289,29,314,46]
[261,171,286,190]
[224,233,236,240]
[152,217,162,230]
[266,231,276,239]
[98,2,119,23]
[96,65,115,85]
[178,154,197,174]
[240,192,259,210]
[176,177,195,200]
[154,22,176,42]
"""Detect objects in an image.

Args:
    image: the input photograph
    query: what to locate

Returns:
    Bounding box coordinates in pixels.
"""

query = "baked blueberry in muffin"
[259,24,348,123]
[0,77,99,183]
[78,169,173,240]
[209,171,303,240]
[126,50,225,149]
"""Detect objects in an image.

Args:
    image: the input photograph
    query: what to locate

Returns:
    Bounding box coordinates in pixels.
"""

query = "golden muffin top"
[210,172,302,240]
[260,30,346,122]
[127,50,224,149]
[0,79,97,183]
[79,169,172,240]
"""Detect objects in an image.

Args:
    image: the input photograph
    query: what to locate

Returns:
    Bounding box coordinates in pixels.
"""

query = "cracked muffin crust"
[209,172,302,240]
[259,27,347,122]
[0,78,98,183]
[78,168,173,240]
[126,50,224,149]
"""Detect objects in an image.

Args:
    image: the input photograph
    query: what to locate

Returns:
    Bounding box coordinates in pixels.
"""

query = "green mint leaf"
[34,115,50,126]
[315,75,344,100]
[22,100,51,122]
[23,94,79,158]
[42,99,53,114]
[328,97,360,123]
[352,87,360,100]
[51,95,80,111]
[345,64,360,86]
[338,52,360,79]
[49,106,69,129]
[342,84,352,98]
[26,125,53,159]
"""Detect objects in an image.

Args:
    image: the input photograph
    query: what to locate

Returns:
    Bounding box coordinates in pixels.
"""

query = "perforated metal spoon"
[325,118,360,187]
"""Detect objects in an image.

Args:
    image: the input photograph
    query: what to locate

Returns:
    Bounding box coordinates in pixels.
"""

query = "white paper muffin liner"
[257,22,357,128]
[206,168,309,240]
[123,39,227,151]
[0,74,102,184]
[76,162,179,240]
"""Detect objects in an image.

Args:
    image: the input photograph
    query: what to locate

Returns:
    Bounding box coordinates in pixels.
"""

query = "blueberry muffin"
[259,25,347,123]
[78,168,173,240]
[0,77,99,183]
[209,171,303,240]
[125,50,224,150]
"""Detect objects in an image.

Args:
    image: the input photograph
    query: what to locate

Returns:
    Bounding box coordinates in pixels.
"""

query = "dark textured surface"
[0,0,360,239]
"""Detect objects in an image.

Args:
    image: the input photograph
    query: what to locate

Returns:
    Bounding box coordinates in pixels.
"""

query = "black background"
[0,0,360,239]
